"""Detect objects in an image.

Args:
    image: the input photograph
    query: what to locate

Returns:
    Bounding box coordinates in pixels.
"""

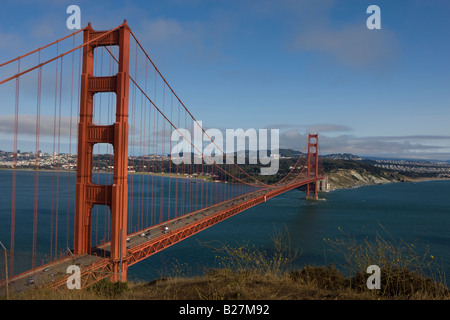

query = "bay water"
[128,179,450,284]
[0,170,449,285]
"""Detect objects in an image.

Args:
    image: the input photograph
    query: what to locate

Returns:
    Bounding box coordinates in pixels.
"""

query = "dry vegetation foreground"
[9,228,450,301]
[11,264,449,301]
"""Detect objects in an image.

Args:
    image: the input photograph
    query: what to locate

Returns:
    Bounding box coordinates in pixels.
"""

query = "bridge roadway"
[0,176,321,295]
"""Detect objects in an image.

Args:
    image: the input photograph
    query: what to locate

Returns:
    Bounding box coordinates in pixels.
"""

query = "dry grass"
[122,267,375,300]
[326,226,449,299]
[6,227,449,300]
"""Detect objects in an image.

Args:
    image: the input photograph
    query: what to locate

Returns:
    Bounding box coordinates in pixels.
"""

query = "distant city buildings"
[372,159,450,178]
[1,150,449,178]
[0,150,169,172]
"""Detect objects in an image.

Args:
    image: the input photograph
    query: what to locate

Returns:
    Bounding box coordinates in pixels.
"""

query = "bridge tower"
[74,22,130,282]
[306,133,319,200]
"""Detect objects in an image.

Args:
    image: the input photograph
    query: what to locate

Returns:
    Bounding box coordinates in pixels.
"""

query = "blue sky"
[1,0,449,160]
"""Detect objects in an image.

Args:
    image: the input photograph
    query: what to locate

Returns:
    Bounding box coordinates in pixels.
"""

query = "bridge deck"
[0,176,322,295]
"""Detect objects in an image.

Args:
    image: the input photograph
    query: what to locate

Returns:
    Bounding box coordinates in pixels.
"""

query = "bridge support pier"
[306,183,319,200]
[74,22,131,283]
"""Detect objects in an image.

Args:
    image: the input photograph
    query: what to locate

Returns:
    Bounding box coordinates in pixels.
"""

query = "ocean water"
[0,169,449,284]
[127,179,450,283]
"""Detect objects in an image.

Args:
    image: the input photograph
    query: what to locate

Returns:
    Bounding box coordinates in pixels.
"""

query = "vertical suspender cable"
[55,55,64,259]
[10,59,20,277]
[33,52,42,270]
[67,35,75,254]
[50,42,59,261]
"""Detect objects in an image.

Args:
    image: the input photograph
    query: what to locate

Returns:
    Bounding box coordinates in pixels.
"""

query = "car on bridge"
[161,225,169,234]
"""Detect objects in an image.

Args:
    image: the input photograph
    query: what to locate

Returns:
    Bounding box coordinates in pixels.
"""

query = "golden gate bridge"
[0,21,324,295]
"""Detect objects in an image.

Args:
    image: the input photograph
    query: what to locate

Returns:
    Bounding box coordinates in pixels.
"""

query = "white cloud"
[135,15,233,64]
[292,24,399,68]
[139,18,186,44]
[0,114,78,137]
[305,123,352,133]
[278,129,450,160]
[0,30,22,58]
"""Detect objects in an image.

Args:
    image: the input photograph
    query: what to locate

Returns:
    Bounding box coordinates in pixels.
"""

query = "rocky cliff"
[325,168,409,190]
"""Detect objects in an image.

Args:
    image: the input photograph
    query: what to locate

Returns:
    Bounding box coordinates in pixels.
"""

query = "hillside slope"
[321,158,414,190]
[325,168,408,190]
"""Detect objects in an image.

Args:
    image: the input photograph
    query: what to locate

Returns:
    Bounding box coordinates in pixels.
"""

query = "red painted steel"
[0,23,326,293]
[74,22,130,282]
[306,134,320,199]
[47,177,323,291]
[125,177,321,267]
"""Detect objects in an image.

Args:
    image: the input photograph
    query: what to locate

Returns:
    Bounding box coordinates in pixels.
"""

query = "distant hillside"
[322,153,362,161]
[225,148,303,158]
[321,158,425,190]
[278,148,303,158]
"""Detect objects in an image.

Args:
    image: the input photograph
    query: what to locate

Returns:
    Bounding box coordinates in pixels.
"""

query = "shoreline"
[0,167,213,181]
[403,176,450,183]
[2,167,449,190]
[324,171,450,192]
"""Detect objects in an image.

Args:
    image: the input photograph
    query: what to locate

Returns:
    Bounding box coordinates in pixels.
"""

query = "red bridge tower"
[74,22,130,282]
[306,133,319,200]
